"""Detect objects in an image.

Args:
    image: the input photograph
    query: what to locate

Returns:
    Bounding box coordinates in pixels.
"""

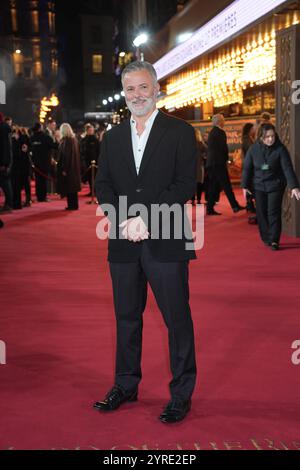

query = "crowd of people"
[0,114,105,224]
[1,108,300,250]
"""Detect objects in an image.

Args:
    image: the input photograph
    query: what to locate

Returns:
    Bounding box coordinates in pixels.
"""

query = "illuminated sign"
[154,0,287,80]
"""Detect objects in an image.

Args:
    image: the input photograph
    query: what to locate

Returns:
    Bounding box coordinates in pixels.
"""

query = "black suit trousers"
[35,172,47,202]
[109,241,197,401]
[255,189,285,244]
[207,164,238,211]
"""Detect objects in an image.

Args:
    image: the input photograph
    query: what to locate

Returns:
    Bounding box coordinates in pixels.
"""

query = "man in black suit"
[30,123,56,202]
[0,112,13,212]
[206,114,245,215]
[94,61,197,423]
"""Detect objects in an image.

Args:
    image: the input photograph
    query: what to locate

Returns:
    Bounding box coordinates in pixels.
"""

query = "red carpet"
[1,188,300,450]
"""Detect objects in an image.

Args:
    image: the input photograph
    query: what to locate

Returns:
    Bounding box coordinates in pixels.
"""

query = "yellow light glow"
[157,31,276,110]
[39,93,59,123]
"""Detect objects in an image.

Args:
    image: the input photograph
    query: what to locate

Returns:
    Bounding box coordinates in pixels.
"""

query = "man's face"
[123,69,159,118]
[49,121,56,132]
[86,126,94,136]
[218,116,225,128]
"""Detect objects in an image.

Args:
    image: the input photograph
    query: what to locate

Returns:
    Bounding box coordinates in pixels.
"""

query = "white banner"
[154,0,287,80]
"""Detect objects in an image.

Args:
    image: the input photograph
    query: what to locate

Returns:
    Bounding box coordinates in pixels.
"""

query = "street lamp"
[102,99,108,105]
[114,93,120,101]
[133,32,148,61]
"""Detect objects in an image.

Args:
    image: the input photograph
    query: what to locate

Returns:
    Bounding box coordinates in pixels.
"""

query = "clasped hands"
[119,216,149,242]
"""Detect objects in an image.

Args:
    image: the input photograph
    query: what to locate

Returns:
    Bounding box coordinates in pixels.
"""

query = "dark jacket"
[57,137,81,196]
[242,138,299,192]
[80,135,100,166]
[95,110,197,263]
[30,131,56,172]
[207,126,228,167]
[19,134,32,177]
[0,122,12,170]
[196,141,207,183]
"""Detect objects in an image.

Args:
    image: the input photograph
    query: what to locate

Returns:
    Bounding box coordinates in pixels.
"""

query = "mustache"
[132,98,149,104]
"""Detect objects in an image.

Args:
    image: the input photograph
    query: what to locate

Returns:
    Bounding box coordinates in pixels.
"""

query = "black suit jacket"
[207,125,229,167]
[0,122,12,169]
[95,110,197,262]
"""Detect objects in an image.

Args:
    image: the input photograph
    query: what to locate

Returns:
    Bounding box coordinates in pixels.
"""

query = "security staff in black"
[242,123,300,250]
[30,123,57,202]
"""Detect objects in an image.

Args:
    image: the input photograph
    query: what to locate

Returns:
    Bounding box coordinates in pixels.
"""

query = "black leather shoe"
[159,397,191,424]
[93,385,138,412]
[271,242,279,251]
[207,209,222,215]
[233,205,246,213]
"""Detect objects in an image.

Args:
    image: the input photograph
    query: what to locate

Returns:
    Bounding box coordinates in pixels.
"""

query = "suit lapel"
[138,111,168,178]
[121,110,169,179]
[122,119,138,178]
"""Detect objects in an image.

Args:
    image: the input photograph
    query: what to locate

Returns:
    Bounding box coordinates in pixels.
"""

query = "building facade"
[0,0,59,125]
[145,0,300,236]
[81,13,114,115]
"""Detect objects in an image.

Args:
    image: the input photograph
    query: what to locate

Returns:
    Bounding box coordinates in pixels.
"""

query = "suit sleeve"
[44,133,58,150]
[95,134,126,223]
[241,147,254,188]
[279,146,299,189]
[157,123,197,205]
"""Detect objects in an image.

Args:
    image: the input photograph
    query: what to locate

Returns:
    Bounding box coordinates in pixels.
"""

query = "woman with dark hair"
[241,123,255,157]
[191,128,207,205]
[241,122,256,213]
[242,123,300,250]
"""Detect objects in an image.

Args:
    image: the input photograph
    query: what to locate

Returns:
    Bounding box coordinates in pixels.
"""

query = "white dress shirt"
[130,109,159,175]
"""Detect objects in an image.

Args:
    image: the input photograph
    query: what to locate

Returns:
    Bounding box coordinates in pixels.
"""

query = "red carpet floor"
[1,188,300,450]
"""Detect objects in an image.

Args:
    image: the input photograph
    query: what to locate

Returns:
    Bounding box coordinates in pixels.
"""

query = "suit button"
[136,188,143,193]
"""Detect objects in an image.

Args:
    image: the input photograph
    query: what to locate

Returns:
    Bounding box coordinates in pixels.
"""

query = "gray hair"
[60,123,75,139]
[212,114,224,126]
[121,61,158,87]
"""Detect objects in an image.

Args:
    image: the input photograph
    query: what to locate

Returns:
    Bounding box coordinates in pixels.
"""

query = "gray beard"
[126,96,156,117]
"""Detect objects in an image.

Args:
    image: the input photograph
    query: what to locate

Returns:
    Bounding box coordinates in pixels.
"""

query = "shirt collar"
[130,108,159,128]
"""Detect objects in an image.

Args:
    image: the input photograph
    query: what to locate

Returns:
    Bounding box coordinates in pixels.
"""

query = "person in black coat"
[191,128,206,205]
[19,128,32,207]
[11,127,23,209]
[30,123,57,202]
[206,114,245,215]
[241,122,256,214]
[242,123,300,250]
[93,61,197,424]
[0,112,13,211]
[57,124,81,210]
[80,124,100,195]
